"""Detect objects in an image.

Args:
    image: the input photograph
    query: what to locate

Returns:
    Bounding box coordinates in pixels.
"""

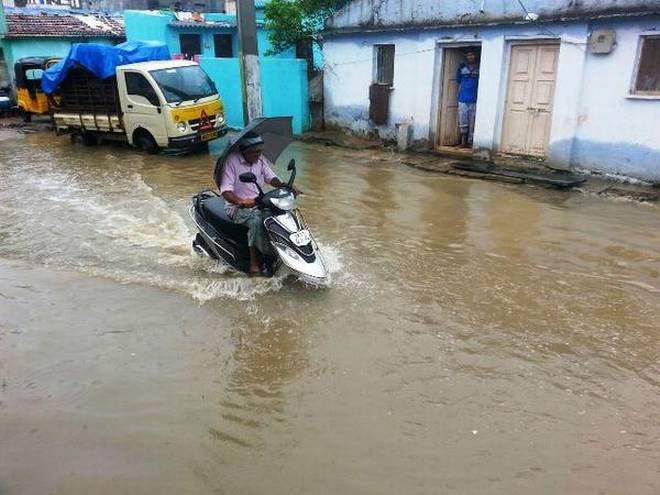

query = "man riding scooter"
[219,131,301,276]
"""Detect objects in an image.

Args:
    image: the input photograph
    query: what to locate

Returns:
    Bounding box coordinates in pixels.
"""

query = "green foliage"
[264,0,348,55]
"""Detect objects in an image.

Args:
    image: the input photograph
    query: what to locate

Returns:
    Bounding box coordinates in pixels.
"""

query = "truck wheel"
[135,132,159,155]
[81,132,98,146]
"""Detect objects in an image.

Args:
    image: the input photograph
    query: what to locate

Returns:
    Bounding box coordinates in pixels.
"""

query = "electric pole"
[236,0,262,125]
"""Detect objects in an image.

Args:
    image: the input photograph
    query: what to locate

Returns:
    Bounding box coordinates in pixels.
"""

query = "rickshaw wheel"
[19,108,31,123]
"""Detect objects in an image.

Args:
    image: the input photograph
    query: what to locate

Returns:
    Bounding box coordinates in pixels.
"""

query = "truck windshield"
[150,65,217,104]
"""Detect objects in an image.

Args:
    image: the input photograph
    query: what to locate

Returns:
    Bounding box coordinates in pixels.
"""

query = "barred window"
[374,44,395,86]
[214,34,233,58]
[633,35,660,95]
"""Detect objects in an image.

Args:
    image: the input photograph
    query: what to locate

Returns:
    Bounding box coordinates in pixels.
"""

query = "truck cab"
[116,60,226,152]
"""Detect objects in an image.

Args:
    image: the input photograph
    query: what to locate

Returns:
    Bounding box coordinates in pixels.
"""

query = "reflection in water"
[0,131,659,495]
[229,318,307,396]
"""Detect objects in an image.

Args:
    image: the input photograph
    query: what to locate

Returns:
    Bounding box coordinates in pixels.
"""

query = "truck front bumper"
[168,126,228,149]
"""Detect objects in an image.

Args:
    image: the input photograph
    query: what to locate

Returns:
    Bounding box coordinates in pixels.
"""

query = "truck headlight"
[215,114,225,128]
[177,121,188,133]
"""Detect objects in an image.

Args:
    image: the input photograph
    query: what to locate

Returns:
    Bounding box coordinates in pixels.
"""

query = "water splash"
[0,149,353,301]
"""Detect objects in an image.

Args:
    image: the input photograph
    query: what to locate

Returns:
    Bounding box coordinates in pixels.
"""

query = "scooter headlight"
[177,121,188,133]
[270,193,295,211]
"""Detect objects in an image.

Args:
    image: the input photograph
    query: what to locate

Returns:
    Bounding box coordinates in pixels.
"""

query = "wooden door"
[438,49,464,146]
[501,44,559,156]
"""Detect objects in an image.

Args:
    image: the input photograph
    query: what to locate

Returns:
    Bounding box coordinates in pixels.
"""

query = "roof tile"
[5,12,124,39]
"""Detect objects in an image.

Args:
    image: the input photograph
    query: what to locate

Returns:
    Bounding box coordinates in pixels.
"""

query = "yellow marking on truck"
[171,100,223,122]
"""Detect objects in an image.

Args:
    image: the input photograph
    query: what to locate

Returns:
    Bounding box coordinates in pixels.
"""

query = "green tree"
[264,0,348,55]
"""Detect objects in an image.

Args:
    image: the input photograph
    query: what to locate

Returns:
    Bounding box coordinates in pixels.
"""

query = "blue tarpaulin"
[42,40,170,94]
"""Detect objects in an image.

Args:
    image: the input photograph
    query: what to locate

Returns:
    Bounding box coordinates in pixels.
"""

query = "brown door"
[501,43,559,157]
[438,48,464,146]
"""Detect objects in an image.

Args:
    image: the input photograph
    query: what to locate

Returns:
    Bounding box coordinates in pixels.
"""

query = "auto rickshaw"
[14,56,60,122]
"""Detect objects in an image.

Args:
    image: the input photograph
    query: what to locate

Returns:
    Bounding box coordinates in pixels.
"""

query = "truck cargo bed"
[54,65,121,115]
[53,112,124,133]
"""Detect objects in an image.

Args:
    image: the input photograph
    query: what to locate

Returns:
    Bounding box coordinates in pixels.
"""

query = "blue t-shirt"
[457,63,479,103]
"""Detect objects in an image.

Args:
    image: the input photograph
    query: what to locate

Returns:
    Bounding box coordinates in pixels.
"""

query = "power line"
[513,0,587,48]
[328,46,437,68]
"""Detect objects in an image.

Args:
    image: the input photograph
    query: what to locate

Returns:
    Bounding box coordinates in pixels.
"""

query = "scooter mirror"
[239,172,257,183]
[286,159,297,188]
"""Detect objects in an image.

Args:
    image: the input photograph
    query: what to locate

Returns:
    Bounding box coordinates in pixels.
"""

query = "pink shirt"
[219,151,278,218]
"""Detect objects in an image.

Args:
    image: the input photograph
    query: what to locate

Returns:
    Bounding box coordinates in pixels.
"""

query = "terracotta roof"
[5,12,124,39]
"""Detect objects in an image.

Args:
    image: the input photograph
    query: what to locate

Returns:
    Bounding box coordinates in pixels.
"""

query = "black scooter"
[189,159,329,282]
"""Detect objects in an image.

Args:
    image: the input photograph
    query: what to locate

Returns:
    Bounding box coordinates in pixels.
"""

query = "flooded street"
[1,131,659,494]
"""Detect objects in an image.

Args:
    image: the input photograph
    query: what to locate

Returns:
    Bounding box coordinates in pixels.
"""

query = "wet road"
[1,130,659,494]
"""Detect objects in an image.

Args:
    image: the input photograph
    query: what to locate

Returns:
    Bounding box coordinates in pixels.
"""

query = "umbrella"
[213,117,293,189]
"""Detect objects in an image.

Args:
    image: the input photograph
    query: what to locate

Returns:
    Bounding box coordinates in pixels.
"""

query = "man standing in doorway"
[456,50,480,148]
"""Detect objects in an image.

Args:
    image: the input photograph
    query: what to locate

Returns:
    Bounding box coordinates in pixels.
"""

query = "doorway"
[500,43,560,157]
[436,45,481,150]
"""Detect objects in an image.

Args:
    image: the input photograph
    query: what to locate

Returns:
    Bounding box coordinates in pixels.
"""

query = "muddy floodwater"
[1,130,659,494]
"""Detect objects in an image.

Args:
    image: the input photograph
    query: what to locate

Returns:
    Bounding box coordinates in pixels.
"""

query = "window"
[25,68,44,80]
[179,34,201,59]
[633,35,660,95]
[214,34,233,58]
[374,44,395,86]
[150,66,217,103]
[125,72,160,106]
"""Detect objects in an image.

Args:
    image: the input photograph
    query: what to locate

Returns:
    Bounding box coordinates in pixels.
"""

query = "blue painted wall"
[201,56,309,134]
[124,10,295,59]
[260,57,309,133]
[126,10,310,134]
[0,4,6,37]
[124,11,178,54]
[199,57,243,128]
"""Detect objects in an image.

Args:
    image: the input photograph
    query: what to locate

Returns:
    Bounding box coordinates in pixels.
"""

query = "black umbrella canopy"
[213,117,293,189]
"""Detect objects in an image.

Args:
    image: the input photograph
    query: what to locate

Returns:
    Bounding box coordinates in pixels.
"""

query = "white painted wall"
[567,18,660,179]
[323,17,660,180]
[323,31,437,143]
[329,0,657,30]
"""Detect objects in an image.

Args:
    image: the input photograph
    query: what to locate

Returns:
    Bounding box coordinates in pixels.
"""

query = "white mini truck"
[52,60,227,152]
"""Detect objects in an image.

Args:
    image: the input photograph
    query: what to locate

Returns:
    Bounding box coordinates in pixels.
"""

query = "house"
[322,0,660,181]
[0,6,124,89]
[124,9,311,133]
